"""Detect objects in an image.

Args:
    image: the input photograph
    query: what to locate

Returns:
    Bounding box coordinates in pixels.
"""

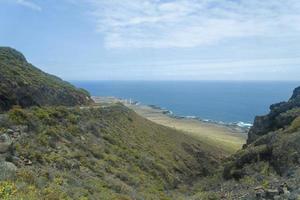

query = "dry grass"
[127,104,246,155]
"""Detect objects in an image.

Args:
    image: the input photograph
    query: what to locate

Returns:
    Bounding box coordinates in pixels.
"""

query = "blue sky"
[0,0,300,80]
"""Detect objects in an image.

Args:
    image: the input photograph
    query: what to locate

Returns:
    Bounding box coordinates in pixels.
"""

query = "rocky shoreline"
[93,96,247,154]
[93,96,251,133]
[147,104,252,133]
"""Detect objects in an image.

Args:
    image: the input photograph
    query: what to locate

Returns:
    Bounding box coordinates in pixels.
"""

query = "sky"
[0,0,300,81]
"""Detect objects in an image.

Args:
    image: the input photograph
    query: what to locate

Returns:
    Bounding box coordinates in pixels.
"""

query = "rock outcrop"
[0,125,28,182]
[217,86,300,199]
[248,87,300,144]
[0,47,93,111]
[291,86,300,99]
[0,161,17,181]
[0,134,12,153]
[224,85,300,180]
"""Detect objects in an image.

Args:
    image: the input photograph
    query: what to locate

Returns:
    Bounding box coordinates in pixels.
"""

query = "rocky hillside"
[2,47,300,199]
[218,86,300,199]
[0,47,92,112]
[172,85,300,199]
[0,105,221,199]
[247,86,300,144]
[0,47,222,199]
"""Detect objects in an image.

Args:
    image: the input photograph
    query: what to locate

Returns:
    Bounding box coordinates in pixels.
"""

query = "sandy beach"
[93,96,247,154]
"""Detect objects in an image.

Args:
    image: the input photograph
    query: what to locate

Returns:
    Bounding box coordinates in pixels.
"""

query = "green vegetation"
[288,115,300,133]
[1,47,300,199]
[126,103,246,155]
[0,47,92,112]
[0,47,223,199]
[0,105,220,199]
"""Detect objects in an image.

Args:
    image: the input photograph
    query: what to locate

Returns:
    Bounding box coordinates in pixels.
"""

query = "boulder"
[0,134,12,153]
[255,186,265,199]
[0,161,17,181]
[10,125,28,133]
[265,189,279,199]
[6,129,14,134]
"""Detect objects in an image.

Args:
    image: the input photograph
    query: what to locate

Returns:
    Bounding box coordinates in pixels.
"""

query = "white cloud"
[54,55,300,80]
[15,0,42,11]
[83,0,300,48]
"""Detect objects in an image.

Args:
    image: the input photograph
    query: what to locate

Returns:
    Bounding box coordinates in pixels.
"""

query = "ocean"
[72,81,300,126]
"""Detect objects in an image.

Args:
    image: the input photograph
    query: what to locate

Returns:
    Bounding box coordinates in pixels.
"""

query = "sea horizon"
[72,80,300,126]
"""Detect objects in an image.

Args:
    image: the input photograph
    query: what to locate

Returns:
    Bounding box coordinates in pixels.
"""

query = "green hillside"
[0,105,221,199]
[1,47,299,199]
[187,86,300,199]
[0,47,92,112]
[0,47,223,199]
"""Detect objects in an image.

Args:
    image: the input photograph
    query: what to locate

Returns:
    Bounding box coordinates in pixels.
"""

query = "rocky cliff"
[0,47,93,112]
[248,86,300,144]
[219,85,300,199]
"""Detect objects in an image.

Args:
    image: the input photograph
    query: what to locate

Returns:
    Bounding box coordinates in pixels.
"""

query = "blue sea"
[72,81,300,126]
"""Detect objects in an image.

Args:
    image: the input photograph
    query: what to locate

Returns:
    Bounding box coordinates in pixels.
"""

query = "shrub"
[8,106,28,124]
[17,169,36,185]
[192,191,220,200]
[0,181,17,200]
[42,185,71,200]
[288,116,300,132]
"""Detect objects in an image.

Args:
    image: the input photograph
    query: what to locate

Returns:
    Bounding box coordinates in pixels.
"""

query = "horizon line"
[68,79,300,82]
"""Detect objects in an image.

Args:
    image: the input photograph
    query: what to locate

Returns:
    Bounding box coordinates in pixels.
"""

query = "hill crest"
[0,47,93,111]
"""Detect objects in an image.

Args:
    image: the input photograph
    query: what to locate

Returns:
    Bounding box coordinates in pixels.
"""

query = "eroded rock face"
[291,86,300,99]
[247,88,300,144]
[224,86,300,181]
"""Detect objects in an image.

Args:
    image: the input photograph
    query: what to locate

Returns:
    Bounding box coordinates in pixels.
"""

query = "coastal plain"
[93,96,247,155]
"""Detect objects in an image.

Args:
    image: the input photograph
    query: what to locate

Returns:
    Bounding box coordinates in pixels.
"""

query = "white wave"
[236,121,253,128]
[185,116,198,119]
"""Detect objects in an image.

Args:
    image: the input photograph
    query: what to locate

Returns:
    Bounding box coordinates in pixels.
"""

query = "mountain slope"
[0,47,92,111]
[0,105,221,199]
[0,48,222,199]
[218,86,300,199]
[247,86,300,144]
[224,86,300,177]
[4,47,300,199]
